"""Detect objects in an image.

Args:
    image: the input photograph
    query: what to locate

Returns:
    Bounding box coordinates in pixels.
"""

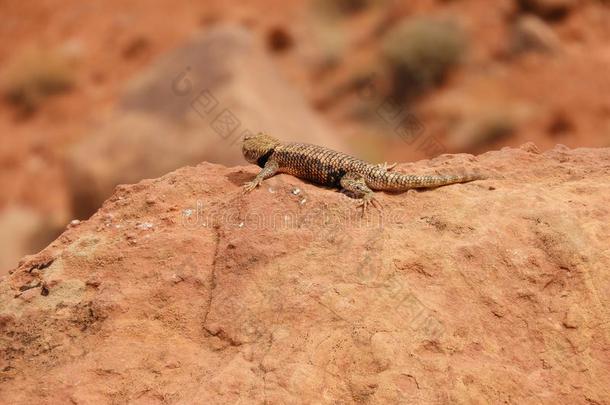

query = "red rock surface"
[1,144,609,404]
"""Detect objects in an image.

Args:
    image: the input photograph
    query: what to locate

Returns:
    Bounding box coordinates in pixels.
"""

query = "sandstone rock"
[2,146,610,403]
[518,0,578,19]
[512,14,562,54]
[65,25,346,219]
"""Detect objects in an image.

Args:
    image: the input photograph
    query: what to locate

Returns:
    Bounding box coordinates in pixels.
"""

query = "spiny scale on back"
[241,132,483,213]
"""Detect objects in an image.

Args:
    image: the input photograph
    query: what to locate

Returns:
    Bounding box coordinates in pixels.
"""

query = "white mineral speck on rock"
[183,209,193,217]
[292,188,301,195]
[137,222,154,230]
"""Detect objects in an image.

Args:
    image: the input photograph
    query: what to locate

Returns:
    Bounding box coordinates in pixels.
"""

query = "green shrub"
[382,18,466,100]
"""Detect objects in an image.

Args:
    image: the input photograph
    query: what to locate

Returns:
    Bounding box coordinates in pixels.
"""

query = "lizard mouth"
[242,132,280,165]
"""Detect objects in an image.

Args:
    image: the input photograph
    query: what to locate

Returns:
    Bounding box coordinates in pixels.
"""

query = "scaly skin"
[242,133,482,213]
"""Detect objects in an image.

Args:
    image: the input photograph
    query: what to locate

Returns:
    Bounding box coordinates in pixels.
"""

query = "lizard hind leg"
[339,172,382,214]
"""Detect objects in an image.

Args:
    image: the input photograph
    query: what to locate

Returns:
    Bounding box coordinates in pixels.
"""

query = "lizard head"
[242,132,281,167]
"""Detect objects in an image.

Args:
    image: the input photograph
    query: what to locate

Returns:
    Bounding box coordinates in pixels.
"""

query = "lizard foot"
[376,162,397,172]
[242,180,261,194]
[357,194,382,216]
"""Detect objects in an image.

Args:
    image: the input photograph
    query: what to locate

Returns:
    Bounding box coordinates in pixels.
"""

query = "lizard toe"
[357,194,382,216]
[242,181,259,193]
[376,162,397,172]
[370,197,383,211]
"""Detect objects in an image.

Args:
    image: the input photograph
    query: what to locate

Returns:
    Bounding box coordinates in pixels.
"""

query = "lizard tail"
[375,171,483,191]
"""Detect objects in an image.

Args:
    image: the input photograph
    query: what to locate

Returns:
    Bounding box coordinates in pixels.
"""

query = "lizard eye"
[245,131,266,141]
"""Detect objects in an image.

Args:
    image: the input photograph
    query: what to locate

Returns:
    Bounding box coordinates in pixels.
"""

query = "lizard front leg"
[340,172,381,214]
[243,159,279,193]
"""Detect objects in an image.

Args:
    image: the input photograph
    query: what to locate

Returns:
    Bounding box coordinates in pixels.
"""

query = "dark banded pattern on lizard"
[242,132,482,213]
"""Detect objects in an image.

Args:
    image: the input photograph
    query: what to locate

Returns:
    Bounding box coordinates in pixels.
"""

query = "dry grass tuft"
[382,17,466,101]
[2,47,76,112]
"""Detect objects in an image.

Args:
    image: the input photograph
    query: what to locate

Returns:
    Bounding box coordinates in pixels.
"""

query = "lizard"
[241,132,483,213]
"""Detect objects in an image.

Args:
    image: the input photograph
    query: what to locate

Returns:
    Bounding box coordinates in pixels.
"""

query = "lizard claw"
[377,162,397,172]
[357,194,382,216]
[242,180,260,194]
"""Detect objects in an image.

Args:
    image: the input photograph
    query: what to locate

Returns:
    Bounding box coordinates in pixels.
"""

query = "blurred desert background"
[2,0,610,275]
